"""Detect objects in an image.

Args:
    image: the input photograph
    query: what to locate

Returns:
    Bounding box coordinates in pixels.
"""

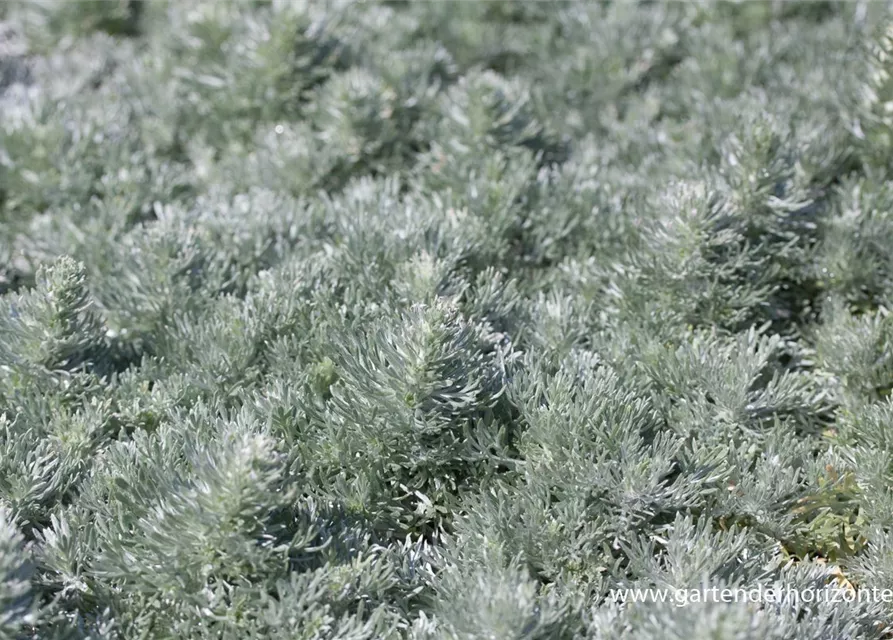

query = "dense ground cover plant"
[2,0,893,637]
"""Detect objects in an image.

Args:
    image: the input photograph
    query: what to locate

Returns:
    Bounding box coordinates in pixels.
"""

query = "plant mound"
[2,1,893,638]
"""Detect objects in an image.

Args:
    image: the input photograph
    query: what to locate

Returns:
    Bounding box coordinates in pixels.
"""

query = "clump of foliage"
[2,1,893,638]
